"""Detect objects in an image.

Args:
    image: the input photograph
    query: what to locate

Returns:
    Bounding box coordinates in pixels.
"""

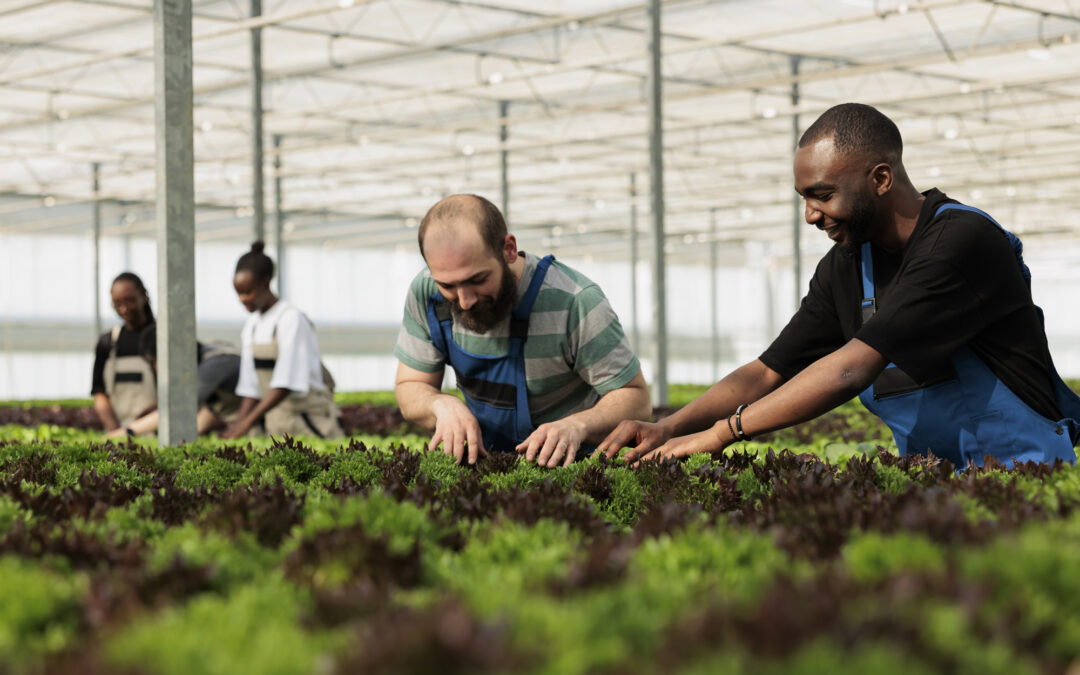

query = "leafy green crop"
[0,426,1079,674]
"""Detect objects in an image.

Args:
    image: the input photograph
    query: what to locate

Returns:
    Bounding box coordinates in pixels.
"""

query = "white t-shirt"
[236,299,326,398]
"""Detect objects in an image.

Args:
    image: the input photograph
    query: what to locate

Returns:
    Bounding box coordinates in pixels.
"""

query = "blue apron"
[425,255,554,452]
[857,203,1080,468]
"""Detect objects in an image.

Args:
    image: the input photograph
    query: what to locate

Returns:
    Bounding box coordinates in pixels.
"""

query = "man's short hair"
[799,103,903,166]
[418,194,507,259]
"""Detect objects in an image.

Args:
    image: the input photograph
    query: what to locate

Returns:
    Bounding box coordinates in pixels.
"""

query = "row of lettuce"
[1,430,1078,674]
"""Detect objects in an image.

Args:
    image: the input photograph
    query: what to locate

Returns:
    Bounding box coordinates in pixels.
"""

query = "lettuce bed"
[0,429,1078,674]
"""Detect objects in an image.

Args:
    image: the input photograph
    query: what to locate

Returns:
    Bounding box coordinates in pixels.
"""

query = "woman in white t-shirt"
[221,241,343,439]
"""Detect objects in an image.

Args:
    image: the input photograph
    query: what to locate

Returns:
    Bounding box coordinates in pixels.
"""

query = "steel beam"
[647,0,667,407]
[710,208,718,382]
[153,0,198,445]
[790,54,802,311]
[273,133,284,296]
[499,100,509,221]
[629,172,640,352]
[92,162,102,341]
[251,0,265,243]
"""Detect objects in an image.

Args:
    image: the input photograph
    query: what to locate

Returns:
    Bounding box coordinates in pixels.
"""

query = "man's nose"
[804,202,822,226]
[458,288,477,310]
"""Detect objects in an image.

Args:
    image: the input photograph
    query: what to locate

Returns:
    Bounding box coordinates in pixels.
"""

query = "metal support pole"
[92,162,102,340]
[709,208,719,382]
[273,134,284,296]
[251,0,265,243]
[629,173,640,352]
[499,100,509,221]
[647,0,668,407]
[791,54,802,310]
[154,0,197,445]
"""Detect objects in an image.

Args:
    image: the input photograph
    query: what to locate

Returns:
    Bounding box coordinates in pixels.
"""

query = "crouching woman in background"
[222,241,343,439]
[91,272,157,433]
[106,327,243,438]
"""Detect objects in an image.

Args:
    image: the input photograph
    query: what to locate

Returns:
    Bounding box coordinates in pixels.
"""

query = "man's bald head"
[418,194,507,260]
[799,103,903,169]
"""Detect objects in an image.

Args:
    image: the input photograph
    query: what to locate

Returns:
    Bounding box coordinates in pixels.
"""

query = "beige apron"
[251,331,343,439]
[200,342,243,425]
[102,325,157,428]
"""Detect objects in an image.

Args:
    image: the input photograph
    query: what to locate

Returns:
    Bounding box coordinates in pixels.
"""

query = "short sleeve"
[856,217,1028,382]
[393,271,446,373]
[760,255,847,379]
[566,285,640,395]
[235,319,261,398]
[269,309,318,393]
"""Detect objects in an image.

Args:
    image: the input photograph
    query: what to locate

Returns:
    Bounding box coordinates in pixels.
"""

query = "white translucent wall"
[4,231,1080,400]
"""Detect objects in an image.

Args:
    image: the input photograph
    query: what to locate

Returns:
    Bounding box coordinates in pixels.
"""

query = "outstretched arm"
[627,338,887,462]
[597,358,785,459]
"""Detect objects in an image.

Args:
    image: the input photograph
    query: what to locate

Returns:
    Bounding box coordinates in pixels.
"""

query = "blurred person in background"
[222,241,343,439]
[91,272,157,433]
[600,102,1080,469]
[394,194,651,467]
[105,326,243,438]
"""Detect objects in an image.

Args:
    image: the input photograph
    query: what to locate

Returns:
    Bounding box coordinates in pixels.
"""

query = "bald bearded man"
[394,194,651,467]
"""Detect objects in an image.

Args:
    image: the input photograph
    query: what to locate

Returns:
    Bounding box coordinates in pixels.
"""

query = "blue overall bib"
[857,203,1080,467]
[425,255,555,452]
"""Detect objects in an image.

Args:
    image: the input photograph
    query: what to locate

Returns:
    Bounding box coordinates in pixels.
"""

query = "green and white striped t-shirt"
[394,252,641,424]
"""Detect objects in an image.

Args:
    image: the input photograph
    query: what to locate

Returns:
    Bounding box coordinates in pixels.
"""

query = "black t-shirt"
[91,324,154,395]
[761,188,1061,421]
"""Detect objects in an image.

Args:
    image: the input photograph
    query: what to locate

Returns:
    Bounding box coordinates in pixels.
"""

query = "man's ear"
[503,234,518,265]
[870,163,893,196]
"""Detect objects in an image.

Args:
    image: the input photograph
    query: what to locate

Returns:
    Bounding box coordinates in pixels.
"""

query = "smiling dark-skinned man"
[599,102,1080,469]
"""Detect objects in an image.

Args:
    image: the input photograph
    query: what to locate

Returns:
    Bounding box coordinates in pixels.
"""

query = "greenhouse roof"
[2,0,1080,263]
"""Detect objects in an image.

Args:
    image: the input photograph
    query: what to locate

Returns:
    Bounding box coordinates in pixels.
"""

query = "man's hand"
[623,424,728,464]
[516,417,588,468]
[429,395,486,465]
[595,419,673,460]
[105,427,127,439]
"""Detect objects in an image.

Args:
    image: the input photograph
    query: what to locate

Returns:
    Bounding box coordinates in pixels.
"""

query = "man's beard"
[451,261,518,333]
[837,193,877,260]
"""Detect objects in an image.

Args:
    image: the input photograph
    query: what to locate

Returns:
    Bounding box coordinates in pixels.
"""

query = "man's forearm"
[563,378,652,444]
[659,359,785,437]
[396,381,447,429]
[737,340,885,439]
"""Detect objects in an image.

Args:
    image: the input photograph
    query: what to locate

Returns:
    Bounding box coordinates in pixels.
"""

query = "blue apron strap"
[425,293,451,356]
[513,255,555,322]
[860,242,876,322]
[935,203,1030,284]
[510,255,555,440]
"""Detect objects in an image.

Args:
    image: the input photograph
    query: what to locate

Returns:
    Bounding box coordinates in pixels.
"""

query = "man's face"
[794,137,879,257]
[425,229,517,333]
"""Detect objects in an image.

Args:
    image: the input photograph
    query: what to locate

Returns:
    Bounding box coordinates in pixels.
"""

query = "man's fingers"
[598,423,637,458]
[536,435,561,467]
[561,440,578,467]
[452,431,467,465]
[546,440,568,468]
[428,430,443,453]
[621,437,659,463]
[466,424,482,465]
[522,432,544,462]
